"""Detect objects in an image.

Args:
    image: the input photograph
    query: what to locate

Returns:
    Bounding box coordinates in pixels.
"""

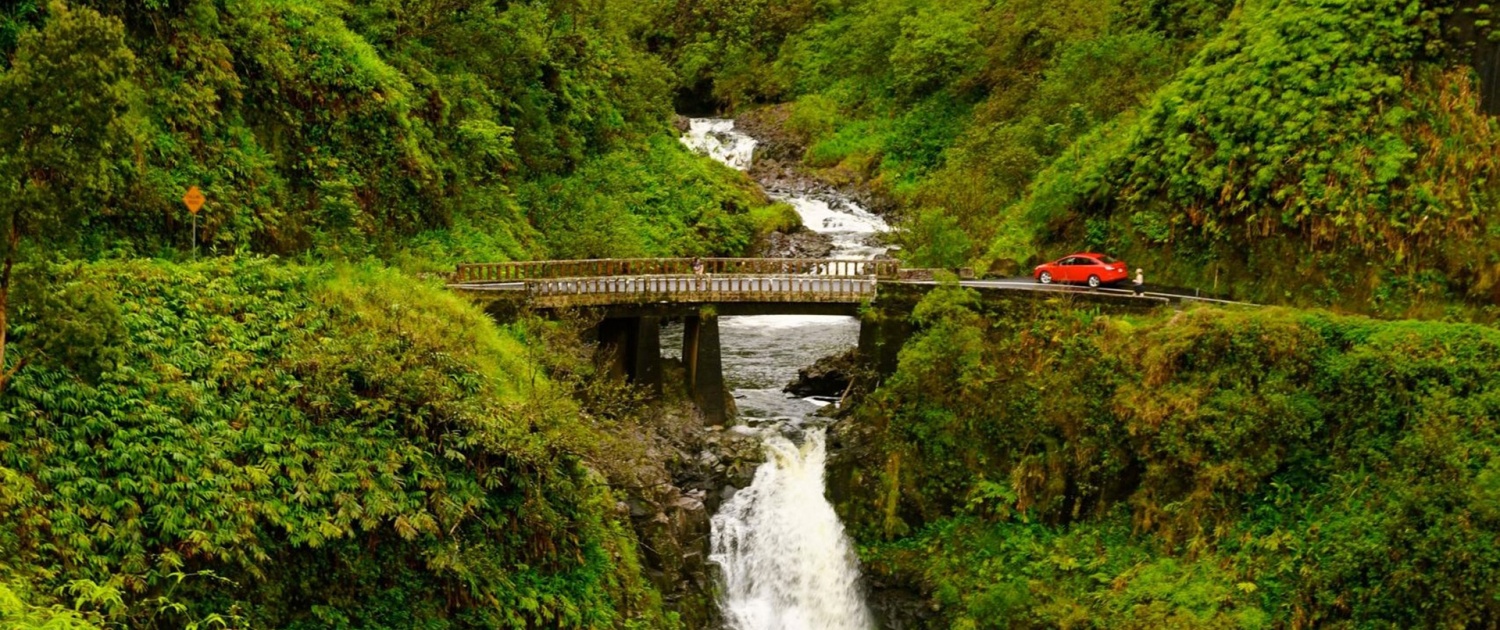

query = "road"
[448,275,1253,308]
[955,277,1251,306]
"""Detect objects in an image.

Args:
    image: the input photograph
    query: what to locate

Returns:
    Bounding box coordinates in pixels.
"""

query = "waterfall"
[680,118,882,630]
[680,119,759,171]
[710,431,874,630]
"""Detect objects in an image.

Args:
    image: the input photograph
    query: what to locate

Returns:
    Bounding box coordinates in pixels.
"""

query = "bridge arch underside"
[572,301,865,428]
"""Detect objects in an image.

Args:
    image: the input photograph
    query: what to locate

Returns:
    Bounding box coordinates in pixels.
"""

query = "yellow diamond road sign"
[183,186,205,214]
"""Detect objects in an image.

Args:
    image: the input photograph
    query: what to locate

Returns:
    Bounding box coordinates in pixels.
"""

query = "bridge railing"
[525,274,877,309]
[452,258,900,283]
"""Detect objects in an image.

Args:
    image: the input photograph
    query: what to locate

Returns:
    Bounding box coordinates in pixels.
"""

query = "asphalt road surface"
[957,277,1249,306]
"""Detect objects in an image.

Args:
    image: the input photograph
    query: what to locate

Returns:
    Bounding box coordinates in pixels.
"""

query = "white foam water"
[710,430,875,630]
[679,118,889,261]
[680,119,760,171]
[782,196,887,259]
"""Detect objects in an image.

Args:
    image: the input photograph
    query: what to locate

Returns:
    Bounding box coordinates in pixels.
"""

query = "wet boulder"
[784,348,858,398]
[753,230,835,259]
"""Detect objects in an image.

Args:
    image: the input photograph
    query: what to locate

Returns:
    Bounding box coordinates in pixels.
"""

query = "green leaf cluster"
[698,0,1229,261]
[517,133,779,259]
[678,0,1500,316]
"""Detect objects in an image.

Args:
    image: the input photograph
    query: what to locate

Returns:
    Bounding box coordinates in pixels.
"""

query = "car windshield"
[1096,255,1119,264]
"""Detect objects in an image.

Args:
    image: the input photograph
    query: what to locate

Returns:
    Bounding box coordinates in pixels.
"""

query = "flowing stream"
[678,119,884,630]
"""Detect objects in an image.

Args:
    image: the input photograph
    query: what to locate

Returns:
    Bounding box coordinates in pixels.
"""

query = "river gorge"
[678,119,883,629]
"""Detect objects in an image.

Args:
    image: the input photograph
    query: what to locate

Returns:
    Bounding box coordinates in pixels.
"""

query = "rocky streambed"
[676,117,888,629]
[620,113,914,629]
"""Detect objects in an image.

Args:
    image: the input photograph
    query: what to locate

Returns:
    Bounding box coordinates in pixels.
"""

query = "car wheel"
[1087,275,1101,288]
[1039,271,1053,284]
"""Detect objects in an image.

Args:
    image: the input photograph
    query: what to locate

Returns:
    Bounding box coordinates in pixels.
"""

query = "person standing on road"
[1132,268,1145,296]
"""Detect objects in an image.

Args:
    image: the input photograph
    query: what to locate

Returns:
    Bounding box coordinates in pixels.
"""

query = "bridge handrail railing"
[524,274,877,306]
[452,258,899,283]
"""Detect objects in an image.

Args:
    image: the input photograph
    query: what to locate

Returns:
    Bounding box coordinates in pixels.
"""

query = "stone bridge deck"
[523,275,876,309]
[449,258,898,315]
[448,257,1251,310]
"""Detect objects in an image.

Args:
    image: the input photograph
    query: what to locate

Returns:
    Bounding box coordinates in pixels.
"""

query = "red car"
[1033,253,1129,288]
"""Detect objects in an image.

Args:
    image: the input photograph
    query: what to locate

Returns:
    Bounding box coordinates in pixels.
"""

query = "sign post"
[183,186,205,258]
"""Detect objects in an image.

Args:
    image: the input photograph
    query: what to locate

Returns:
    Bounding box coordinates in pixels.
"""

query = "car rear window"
[1097,255,1119,264]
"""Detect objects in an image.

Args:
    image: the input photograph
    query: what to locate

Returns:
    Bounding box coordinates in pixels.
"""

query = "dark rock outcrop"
[987,258,1022,278]
[752,229,835,259]
[866,581,941,630]
[630,488,713,613]
[784,348,859,398]
[737,105,899,218]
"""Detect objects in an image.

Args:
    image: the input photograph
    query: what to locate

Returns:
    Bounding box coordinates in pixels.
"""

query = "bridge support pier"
[680,313,727,427]
[857,305,912,379]
[596,316,663,398]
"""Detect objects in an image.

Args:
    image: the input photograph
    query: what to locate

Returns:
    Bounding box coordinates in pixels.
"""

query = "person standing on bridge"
[692,257,705,275]
[1132,268,1145,296]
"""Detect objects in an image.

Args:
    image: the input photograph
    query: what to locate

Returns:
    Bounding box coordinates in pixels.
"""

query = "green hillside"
[837,286,1500,627]
[676,0,1500,318]
[0,259,670,628]
[0,0,778,266]
[0,2,777,625]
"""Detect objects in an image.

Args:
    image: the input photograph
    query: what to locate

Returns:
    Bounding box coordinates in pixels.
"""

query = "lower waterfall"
[710,430,874,630]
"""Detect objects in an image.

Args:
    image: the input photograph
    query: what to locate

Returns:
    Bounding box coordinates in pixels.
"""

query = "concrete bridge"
[450,258,895,312]
[448,258,1245,425]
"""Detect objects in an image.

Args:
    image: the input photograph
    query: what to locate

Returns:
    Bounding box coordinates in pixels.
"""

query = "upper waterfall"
[681,119,759,171]
[679,118,889,260]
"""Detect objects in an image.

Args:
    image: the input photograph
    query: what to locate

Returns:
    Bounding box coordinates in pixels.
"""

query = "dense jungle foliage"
[0,0,781,266]
[7,0,1500,626]
[838,286,1500,627]
[0,0,805,625]
[668,0,1500,318]
[0,259,684,628]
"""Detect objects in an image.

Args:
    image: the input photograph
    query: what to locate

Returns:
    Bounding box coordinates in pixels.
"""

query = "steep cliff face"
[831,286,1500,627]
[577,361,767,629]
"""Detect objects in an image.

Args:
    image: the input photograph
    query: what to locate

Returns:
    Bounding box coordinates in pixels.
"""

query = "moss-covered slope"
[1,1,781,266]
[672,0,1500,316]
[1013,0,1500,318]
[0,259,671,628]
[838,287,1500,627]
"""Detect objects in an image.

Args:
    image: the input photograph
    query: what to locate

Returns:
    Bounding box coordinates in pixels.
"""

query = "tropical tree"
[0,0,134,390]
